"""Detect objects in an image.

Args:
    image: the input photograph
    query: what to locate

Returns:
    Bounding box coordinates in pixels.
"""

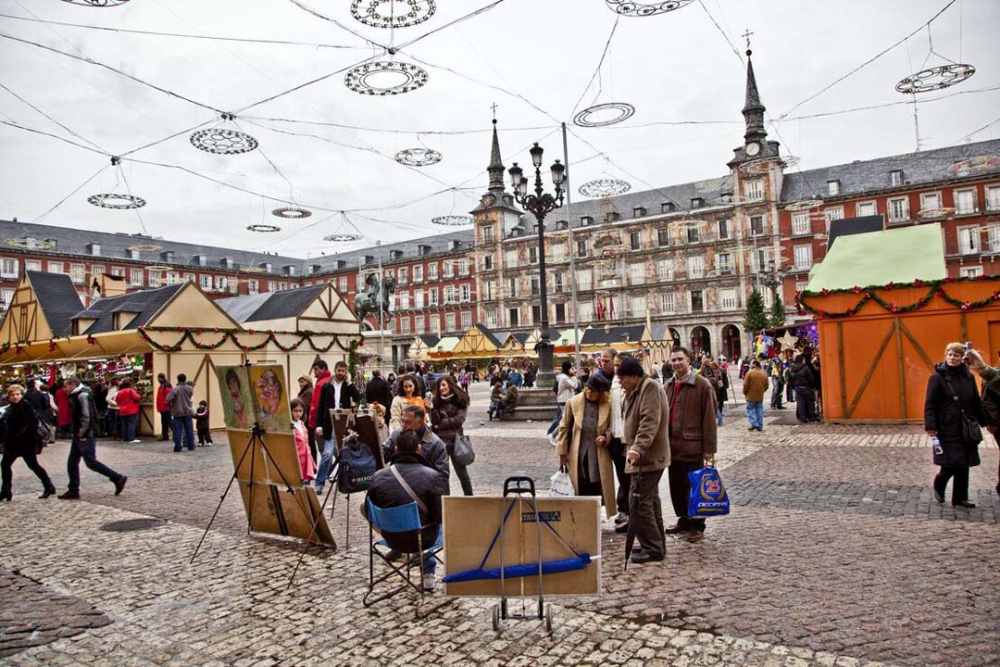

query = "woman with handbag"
[555,373,618,519]
[430,374,473,496]
[924,342,987,508]
[1,384,56,501]
[390,375,426,433]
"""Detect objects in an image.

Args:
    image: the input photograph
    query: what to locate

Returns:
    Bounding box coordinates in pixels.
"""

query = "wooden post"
[837,322,847,419]
[894,318,906,419]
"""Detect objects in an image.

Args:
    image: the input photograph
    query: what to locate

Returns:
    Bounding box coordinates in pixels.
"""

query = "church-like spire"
[487,117,505,195]
[742,48,767,144]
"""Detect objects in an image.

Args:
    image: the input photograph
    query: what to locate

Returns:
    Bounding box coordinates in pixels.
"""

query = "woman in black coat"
[430,374,473,496]
[1,383,56,501]
[924,343,987,508]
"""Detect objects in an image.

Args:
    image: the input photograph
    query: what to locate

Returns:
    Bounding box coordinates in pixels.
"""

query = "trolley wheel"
[545,605,553,634]
[492,605,500,632]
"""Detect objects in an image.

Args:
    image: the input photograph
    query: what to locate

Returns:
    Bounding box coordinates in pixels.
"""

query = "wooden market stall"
[406,334,439,362]
[796,224,1000,422]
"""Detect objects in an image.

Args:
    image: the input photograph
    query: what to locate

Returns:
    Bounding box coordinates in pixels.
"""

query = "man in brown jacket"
[620,357,670,563]
[742,359,769,432]
[665,347,717,543]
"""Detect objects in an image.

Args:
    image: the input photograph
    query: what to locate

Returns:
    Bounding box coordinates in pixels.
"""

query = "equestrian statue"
[354,272,396,327]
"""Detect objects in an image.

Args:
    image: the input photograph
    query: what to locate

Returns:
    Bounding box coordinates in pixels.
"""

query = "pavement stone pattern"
[0,382,997,666]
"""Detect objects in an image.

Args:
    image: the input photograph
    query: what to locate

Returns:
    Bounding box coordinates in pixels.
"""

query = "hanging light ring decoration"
[88,193,147,209]
[895,63,975,94]
[61,0,131,6]
[272,207,312,219]
[350,0,436,28]
[781,155,801,168]
[605,0,694,17]
[128,244,163,253]
[785,199,824,212]
[190,128,259,154]
[431,215,473,227]
[345,61,428,96]
[145,265,172,273]
[573,102,636,128]
[917,207,956,221]
[579,178,632,198]
[324,233,364,243]
[248,224,282,233]
[395,147,443,167]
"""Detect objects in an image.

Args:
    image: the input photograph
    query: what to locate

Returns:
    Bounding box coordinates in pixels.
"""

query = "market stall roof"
[581,325,648,346]
[218,285,325,323]
[449,324,501,358]
[418,334,441,348]
[77,284,184,334]
[24,271,82,337]
[805,224,946,293]
[555,327,589,347]
[433,337,461,354]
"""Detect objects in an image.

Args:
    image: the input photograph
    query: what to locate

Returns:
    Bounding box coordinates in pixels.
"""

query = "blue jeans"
[172,415,194,451]
[547,403,564,436]
[746,401,764,430]
[121,414,137,441]
[67,434,123,493]
[716,406,724,426]
[315,437,337,490]
[422,533,443,575]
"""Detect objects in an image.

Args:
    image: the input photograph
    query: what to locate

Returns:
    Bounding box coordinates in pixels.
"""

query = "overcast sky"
[1,0,998,259]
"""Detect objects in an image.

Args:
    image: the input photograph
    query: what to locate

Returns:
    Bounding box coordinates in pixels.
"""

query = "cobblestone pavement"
[0,382,997,666]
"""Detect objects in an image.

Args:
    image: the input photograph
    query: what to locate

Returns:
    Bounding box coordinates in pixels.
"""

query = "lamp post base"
[535,341,555,390]
[503,387,557,422]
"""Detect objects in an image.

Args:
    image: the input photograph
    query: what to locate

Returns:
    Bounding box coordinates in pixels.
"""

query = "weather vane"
[742,29,754,52]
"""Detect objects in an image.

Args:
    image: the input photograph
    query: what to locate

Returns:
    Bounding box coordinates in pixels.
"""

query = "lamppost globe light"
[550,160,566,187]
[530,142,544,168]
[518,177,529,198]
[509,162,523,191]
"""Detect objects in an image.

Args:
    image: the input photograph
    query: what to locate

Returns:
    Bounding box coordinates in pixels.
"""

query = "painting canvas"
[247,364,292,433]
[216,365,254,431]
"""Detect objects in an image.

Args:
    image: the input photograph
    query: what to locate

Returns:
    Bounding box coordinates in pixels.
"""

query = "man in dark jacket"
[365,370,393,424]
[156,373,173,442]
[314,361,362,495]
[167,374,196,452]
[23,379,54,435]
[665,347,717,542]
[790,351,820,423]
[58,377,126,499]
[364,428,448,592]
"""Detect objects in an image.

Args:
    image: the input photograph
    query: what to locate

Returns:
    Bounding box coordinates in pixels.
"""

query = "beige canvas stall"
[442,496,601,597]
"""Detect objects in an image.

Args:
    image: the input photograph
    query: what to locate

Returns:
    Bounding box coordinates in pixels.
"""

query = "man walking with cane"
[618,357,670,564]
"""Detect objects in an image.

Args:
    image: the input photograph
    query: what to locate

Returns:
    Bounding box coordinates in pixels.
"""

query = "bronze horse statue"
[354,272,396,324]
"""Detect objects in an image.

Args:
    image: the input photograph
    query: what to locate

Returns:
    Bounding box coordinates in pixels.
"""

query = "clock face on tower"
[745,141,761,157]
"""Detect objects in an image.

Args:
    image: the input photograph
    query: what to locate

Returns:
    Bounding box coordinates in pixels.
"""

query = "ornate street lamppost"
[509,142,566,389]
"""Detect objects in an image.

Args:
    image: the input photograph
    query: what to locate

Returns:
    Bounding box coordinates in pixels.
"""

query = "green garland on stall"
[348,338,359,378]
[796,274,1000,319]
[136,326,360,354]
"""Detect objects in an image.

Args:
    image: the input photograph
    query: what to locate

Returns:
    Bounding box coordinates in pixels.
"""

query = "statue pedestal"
[506,387,558,422]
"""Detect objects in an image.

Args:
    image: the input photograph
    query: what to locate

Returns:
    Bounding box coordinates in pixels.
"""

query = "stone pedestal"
[506,387,557,422]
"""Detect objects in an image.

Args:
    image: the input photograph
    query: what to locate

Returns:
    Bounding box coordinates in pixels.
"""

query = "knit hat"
[617,357,644,377]
[585,373,611,393]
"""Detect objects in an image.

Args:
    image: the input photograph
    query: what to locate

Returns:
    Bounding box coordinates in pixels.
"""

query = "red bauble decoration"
[885,282,895,290]
[14,345,23,355]
[86,335,97,345]
[48,340,57,352]
[962,301,971,310]
[913,279,924,288]
[851,286,862,294]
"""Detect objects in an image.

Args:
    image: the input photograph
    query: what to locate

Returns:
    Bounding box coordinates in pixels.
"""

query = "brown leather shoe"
[685,531,704,543]
[665,523,687,535]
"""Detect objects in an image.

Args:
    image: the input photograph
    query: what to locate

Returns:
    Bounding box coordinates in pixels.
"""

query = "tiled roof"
[581,325,647,345]
[217,285,325,323]
[475,323,502,348]
[308,228,475,273]
[781,139,1000,202]
[418,334,440,347]
[75,283,184,334]
[26,271,82,338]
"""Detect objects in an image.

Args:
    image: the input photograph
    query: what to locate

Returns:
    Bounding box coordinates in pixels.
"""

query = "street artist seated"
[381,405,451,492]
[364,429,448,592]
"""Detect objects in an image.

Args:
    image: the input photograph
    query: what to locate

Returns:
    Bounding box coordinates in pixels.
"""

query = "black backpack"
[337,436,376,494]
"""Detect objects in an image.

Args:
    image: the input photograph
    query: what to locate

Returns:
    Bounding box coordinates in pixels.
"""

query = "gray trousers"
[631,469,665,558]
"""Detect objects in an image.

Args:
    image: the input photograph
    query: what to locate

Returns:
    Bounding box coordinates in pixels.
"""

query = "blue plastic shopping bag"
[687,466,730,518]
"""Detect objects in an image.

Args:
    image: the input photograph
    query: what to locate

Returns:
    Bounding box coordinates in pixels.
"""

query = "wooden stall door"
[988,321,1000,367]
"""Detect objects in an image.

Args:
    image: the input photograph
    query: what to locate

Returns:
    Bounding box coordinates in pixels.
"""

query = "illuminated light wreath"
[128,244,163,253]
[243,267,266,273]
[605,0,694,17]
[395,147,443,167]
[248,224,282,233]
[672,218,706,229]
[272,207,312,219]
[344,61,428,97]
[4,237,56,251]
[949,155,1000,177]
[350,0,436,28]
[785,199,823,212]
[324,233,363,242]
[739,158,771,175]
[917,207,956,221]
[781,155,801,168]
[573,102,635,128]
[431,215,473,227]
[61,0,130,6]
[895,63,975,94]
[145,265,172,272]
[579,178,631,198]
[190,128,259,154]
[88,193,146,209]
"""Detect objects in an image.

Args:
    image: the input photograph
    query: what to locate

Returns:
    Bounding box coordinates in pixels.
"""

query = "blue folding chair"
[363,497,444,614]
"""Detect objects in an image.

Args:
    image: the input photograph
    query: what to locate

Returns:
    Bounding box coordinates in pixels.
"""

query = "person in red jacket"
[116,379,143,444]
[55,381,72,438]
[155,373,172,442]
[308,360,331,434]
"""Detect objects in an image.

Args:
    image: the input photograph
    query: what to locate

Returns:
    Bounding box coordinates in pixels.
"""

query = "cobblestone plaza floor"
[1,383,998,666]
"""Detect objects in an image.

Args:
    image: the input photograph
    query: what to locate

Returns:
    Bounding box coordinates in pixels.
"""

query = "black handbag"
[452,431,475,466]
[943,377,984,445]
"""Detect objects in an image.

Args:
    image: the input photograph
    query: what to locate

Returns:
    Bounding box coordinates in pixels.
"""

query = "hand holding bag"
[687,462,730,518]
[452,431,476,466]
[549,465,574,497]
[943,377,984,445]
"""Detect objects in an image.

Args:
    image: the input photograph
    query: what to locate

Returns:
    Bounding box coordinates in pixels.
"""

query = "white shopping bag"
[549,466,574,497]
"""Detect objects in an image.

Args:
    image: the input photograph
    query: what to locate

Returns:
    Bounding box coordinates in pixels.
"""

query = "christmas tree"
[744,288,769,333]
[769,294,787,328]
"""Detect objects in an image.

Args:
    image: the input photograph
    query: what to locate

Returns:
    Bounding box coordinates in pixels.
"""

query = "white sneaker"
[129,439,142,444]
[548,433,559,447]
[422,575,436,592]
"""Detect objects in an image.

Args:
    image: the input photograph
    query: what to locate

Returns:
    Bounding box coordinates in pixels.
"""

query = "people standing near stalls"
[430,374,473,496]
[24,379,55,443]
[556,373,617,520]
[701,358,728,426]
[58,376,126,499]
[296,374,315,461]
[365,370,393,425]
[790,350,821,423]
[290,398,316,484]
[92,381,107,438]
[618,357,670,564]
[608,355,630,532]
[314,361,361,496]
[104,378,120,439]
[924,343,987,508]
[548,361,579,447]
[155,373,173,442]
[116,379,142,444]
[742,360,769,432]
[665,347,718,543]
[963,347,1000,498]
[167,374,196,452]
[769,358,785,410]
[1,384,56,501]
[308,360,331,457]
[55,381,71,439]
[195,400,213,447]
[390,374,425,432]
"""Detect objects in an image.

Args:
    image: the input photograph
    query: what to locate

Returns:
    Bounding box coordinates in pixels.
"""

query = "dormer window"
[581,216,594,226]
[827,180,841,196]
[418,245,431,256]
[309,264,322,275]
[633,207,646,218]
[194,254,207,267]
[335,260,347,270]
[690,197,704,209]
[390,249,404,260]
[87,243,101,257]
[363,255,375,265]
[890,170,904,187]
[160,250,174,263]
[451,240,462,250]
[555,220,569,230]
[259,262,272,272]
[606,212,621,222]
[284,265,297,276]
[129,249,141,260]
[221,258,235,269]
[661,202,676,213]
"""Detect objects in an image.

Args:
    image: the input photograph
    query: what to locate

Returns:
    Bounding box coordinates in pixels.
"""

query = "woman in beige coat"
[555,374,618,519]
